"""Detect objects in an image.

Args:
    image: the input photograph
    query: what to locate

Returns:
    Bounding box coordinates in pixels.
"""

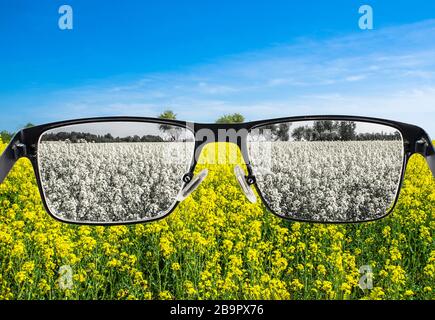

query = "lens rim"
[247,117,408,224]
[34,118,196,225]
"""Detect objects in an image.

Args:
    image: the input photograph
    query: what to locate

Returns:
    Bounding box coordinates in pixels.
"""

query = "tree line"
[38,111,247,143]
[42,132,165,143]
[0,113,400,143]
[289,120,401,141]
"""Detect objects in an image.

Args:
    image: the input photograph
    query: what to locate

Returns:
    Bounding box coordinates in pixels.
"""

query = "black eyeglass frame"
[1,115,434,225]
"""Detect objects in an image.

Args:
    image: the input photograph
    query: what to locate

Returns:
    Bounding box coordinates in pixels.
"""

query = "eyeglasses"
[1,115,434,225]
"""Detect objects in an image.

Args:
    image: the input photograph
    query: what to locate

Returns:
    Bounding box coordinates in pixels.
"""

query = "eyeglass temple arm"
[417,131,435,178]
[0,132,26,184]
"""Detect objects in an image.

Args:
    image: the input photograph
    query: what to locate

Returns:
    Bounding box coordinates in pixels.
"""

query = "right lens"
[37,121,195,223]
[247,120,405,223]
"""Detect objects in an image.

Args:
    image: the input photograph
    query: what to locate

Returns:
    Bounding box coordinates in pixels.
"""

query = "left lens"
[247,120,405,223]
[37,121,194,223]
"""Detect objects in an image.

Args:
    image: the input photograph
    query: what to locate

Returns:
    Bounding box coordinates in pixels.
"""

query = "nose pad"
[234,165,257,204]
[176,169,208,202]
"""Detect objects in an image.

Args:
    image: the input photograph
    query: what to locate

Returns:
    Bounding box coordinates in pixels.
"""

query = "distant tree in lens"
[42,131,164,143]
[290,121,399,141]
[324,121,340,140]
[275,123,291,141]
[264,123,291,141]
[158,110,181,141]
[356,131,401,141]
[24,123,35,128]
[291,126,305,141]
[312,120,340,141]
[313,121,327,140]
[133,135,141,143]
[215,113,245,124]
[338,121,357,141]
[104,133,114,142]
[302,126,314,141]
[291,121,355,141]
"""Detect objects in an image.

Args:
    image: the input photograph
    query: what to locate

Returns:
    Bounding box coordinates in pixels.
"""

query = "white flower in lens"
[38,140,193,222]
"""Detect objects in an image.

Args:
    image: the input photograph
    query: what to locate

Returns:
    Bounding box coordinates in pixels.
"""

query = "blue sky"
[1,1,435,135]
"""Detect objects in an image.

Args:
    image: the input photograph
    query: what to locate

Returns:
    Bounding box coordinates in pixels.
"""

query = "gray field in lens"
[38,142,193,223]
[39,139,404,224]
[248,140,404,222]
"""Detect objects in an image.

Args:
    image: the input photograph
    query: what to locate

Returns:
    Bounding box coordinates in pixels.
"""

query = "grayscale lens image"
[38,122,195,223]
[248,121,404,222]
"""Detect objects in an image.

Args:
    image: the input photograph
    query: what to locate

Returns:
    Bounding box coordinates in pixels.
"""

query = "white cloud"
[345,75,367,82]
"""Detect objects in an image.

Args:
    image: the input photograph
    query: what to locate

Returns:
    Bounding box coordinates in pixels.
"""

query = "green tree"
[215,113,245,124]
[0,130,12,143]
[158,110,177,121]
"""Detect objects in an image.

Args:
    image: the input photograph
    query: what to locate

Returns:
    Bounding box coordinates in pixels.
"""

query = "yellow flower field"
[0,141,434,300]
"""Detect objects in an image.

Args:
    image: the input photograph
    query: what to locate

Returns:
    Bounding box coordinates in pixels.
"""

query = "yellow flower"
[11,241,26,257]
[404,290,414,297]
[369,287,385,300]
[222,239,233,252]
[291,279,304,291]
[107,258,121,268]
[317,264,327,276]
[379,270,388,278]
[159,236,175,257]
[159,290,172,300]
[423,264,434,277]
[390,247,402,262]
[387,265,406,285]
[184,281,197,296]
[246,248,259,263]
[171,262,181,271]
[340,282,352,296]
[117,289,128,299]
[38,279,51,294]
[22,261,35,273]
[296,242,306,252]
[419,226,431,243]
[15,271,27,284]
[382,226,391,238]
